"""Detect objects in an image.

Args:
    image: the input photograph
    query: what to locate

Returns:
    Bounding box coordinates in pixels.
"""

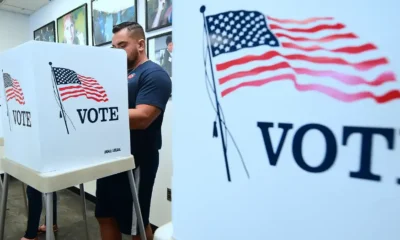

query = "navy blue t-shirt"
[127,61,172,157]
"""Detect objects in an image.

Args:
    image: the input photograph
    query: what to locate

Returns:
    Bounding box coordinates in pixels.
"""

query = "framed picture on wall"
[33,21,56,42]
[92,0,137,46]
[145,0,172,32]
[147,31,173,78]
[56,3,89,45]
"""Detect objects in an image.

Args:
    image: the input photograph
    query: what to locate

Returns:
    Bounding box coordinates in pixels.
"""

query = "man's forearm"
[129,109,150,130]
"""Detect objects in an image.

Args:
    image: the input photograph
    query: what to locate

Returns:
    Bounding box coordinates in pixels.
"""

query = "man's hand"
[129,104,161,130]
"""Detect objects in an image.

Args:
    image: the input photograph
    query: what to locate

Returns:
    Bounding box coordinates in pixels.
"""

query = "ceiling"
[0,0,49,15]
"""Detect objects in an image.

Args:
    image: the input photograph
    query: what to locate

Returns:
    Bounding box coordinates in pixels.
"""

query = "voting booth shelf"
[0,41,147,240]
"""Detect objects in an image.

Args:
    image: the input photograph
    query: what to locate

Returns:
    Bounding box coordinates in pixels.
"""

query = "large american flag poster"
[204,10,400,103]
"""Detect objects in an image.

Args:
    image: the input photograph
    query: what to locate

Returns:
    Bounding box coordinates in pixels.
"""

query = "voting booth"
[0,41,147,240]
[0,40,131,174]
[173,0,400,239]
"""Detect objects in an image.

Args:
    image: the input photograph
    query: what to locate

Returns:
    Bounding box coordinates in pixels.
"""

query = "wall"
[0,10,30,52]
[29,0,173,227]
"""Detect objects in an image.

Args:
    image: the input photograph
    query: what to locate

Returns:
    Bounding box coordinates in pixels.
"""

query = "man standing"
[95,22,172,240]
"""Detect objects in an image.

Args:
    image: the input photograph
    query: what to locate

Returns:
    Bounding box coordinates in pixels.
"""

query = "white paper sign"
[173,0,400,239]
[0,41,131,173]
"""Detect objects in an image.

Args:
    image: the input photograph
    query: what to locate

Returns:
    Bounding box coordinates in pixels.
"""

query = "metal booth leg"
[0,174,3,199]
[0,173,9,240]
[0,174,3,191]
[127,170,147,240]
[79,184,90,240]
[45,192,54,240]
[21,183,28,216]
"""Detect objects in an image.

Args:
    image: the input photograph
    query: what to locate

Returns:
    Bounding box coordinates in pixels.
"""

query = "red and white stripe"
[58,74,108,102]
[214,15,400,103]
[6,78,25,105]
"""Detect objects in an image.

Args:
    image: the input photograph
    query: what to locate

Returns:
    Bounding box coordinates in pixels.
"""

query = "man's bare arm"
[129,104,161,130]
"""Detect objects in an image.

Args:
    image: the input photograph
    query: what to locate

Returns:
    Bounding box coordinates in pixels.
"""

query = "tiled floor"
[3,177,131,240]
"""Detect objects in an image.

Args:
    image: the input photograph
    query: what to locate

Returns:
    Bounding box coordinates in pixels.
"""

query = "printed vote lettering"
[257,122,397,184]
[12,110,32,127]
[77,107,119,124]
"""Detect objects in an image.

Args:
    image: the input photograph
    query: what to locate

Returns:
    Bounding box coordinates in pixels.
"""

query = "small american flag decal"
[2,73,25,105]
[52,67,108,102]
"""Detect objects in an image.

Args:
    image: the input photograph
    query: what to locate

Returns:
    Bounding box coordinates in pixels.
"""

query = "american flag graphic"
[52,67,108,102]
[204,10,400,103]
[2,73,25,105]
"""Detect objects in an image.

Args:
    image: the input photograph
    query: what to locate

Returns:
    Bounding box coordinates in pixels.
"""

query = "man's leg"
[112,151,159,240]
[23,186,42,240]
[131,151,159,240]
[95,178,122,240]
[115,166,157,240]
[132,225,154,240]
[97,217,122,240]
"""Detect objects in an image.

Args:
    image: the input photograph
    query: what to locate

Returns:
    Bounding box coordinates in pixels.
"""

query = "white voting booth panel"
[0,75,4,172]
[173,0,400,240]
[0,41,134,192]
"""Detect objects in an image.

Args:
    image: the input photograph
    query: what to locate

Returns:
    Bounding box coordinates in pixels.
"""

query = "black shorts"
[95,151,159,236]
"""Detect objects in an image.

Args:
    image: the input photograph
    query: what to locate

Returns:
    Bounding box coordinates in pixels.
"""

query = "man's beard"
[127,51,139,70]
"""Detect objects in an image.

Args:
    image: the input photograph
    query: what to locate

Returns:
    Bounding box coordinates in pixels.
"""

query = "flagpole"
[49,62,69,134]
[200,5,231,182]
[1,70,12,131]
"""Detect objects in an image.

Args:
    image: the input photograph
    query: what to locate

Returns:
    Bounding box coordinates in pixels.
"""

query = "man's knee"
[97,217,122,240]
[97,217,115,225]
[131,224,154,240]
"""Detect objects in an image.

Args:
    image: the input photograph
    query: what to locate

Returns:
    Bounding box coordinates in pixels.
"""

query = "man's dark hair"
[166,35,172,45]
[112,22,145,39]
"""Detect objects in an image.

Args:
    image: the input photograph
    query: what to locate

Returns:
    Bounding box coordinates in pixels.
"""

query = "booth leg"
[127,170,147,240]
[42,193,46,211]
[21,183,28,216]
[0,173,9,240]
[79,184,90,240]
[45,192,54,240]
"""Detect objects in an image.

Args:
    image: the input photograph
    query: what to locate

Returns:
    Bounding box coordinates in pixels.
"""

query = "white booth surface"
[0,41,135,192]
